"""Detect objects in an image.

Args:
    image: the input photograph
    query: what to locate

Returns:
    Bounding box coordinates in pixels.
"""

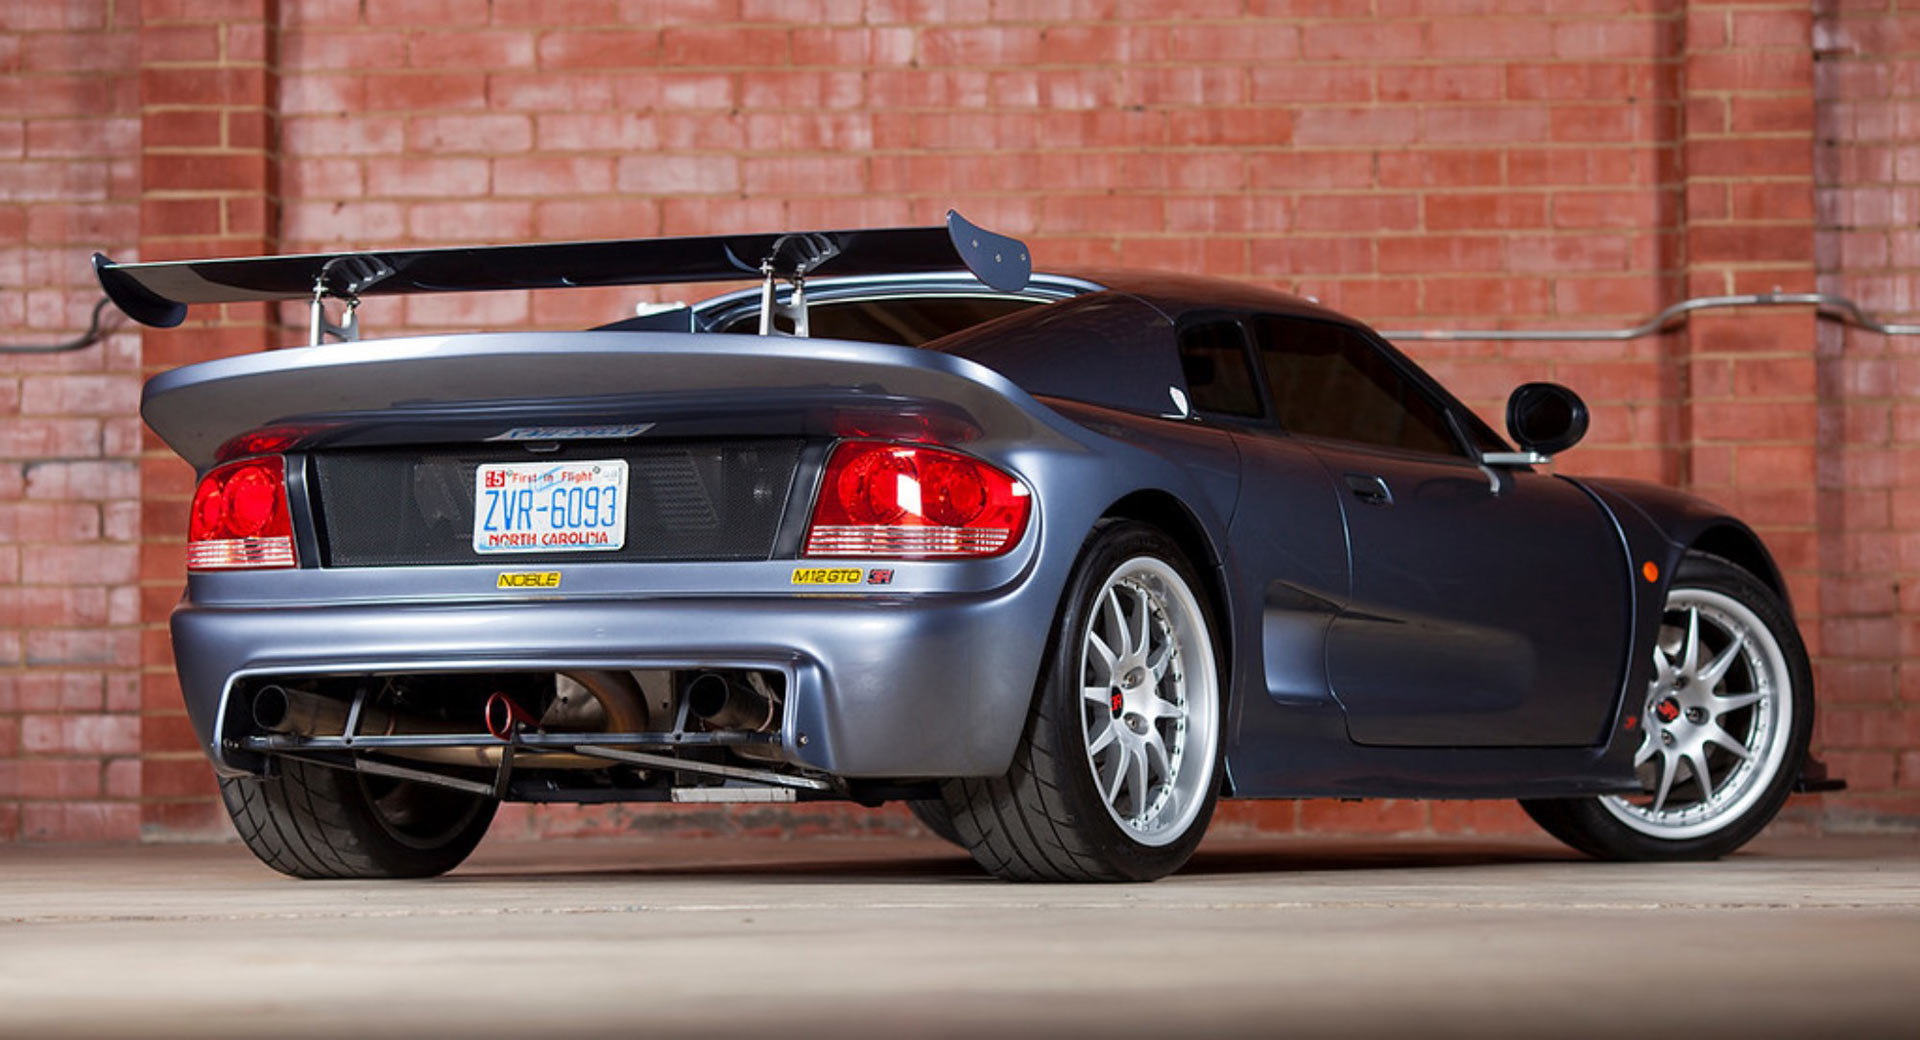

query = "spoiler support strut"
[304,254,397,346]
[754,231,840,338]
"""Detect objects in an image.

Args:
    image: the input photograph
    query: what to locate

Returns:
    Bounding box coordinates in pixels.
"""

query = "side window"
[1176,320,1262,418]
[1250,315,1462,457]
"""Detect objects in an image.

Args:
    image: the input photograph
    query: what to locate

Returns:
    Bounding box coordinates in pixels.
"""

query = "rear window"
[716,295,1042,346]
[926,292,1188,418]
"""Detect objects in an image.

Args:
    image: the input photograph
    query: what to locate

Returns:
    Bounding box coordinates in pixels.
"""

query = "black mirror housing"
[1505,382,1589,457]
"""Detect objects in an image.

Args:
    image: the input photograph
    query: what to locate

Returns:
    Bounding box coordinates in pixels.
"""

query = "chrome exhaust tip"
[685,672,777,732]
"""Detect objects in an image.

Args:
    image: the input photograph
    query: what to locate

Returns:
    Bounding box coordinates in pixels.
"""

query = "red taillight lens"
[804,442,1030,558]
[186,457,296,571]
[214,426,314,463]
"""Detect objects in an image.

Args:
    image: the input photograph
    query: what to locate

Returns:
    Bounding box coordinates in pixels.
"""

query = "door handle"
[1344,473,1392,506]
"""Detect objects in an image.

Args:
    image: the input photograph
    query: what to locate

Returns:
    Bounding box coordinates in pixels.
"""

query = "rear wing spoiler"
[93,209,1031,339]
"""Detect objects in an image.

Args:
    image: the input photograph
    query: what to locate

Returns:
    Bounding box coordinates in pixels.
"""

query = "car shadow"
[1185,839,1579,875]
[450,837,1578,885]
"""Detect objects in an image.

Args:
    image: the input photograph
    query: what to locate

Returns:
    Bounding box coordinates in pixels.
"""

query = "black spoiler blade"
[94,209,1031,329]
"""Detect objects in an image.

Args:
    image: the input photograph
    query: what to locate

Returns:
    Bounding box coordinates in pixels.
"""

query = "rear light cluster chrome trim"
[187,536,298,570]
[804,525,1017,557]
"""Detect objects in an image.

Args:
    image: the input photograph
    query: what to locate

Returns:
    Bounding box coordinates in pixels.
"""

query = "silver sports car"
[98,212,1833,881]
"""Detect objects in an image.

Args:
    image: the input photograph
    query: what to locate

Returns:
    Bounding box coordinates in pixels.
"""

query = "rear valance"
[94,210,1031,329]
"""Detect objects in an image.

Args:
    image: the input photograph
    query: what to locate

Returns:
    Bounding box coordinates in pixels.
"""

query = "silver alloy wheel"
[1077,556,1219,847]
[1601,587,1793,840]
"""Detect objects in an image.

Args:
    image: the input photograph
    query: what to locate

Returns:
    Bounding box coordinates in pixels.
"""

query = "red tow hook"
[484,691,540,740]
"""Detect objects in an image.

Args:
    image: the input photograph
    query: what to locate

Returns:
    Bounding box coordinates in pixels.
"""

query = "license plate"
[473,460,628,554]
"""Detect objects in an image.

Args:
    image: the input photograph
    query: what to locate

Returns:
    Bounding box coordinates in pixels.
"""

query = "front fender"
[1576,477,1790,612]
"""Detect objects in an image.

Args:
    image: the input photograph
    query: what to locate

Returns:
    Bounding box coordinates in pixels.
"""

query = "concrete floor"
[0,834,1916,1039]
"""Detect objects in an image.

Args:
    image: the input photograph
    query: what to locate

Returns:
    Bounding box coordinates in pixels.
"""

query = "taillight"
[214,426,313,463]
[187,457,296,570]
[804,442,1031,558]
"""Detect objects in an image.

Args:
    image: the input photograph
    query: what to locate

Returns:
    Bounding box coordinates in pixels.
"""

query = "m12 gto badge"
[791,568,894,586]
[791,567,862,585]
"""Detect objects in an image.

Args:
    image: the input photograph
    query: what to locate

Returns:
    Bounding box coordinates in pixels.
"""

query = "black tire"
[220,758,497,879]
[940,521,1224,882]
[906,799,965,848]
[1522,551,1814,861]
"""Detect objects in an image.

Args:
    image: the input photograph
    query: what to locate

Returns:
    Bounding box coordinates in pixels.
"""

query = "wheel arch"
[1096,488,1236,708]
[1574,477,1794,616]
[1689,523,1789,610]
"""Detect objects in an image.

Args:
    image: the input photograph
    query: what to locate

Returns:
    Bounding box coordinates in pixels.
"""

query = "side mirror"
[1487,382,1588,464]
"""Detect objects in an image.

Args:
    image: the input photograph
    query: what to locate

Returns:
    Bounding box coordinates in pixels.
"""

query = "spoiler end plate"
[94,252,187,329]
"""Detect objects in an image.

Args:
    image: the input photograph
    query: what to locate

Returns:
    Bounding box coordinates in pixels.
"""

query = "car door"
[1174,316,1351,710]
[1246,314,1631,747]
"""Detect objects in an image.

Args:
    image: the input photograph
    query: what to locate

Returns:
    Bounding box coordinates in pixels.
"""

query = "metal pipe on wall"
[1377,291,1920,343]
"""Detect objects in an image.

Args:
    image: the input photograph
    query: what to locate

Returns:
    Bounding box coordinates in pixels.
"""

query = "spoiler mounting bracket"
[755,232,839,338]
[757,261,808,338]
[306,254,395,346]
[307,286,360,347]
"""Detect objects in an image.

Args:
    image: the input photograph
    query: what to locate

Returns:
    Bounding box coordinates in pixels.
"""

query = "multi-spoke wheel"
[1078,557,1216,846]
[1607,586,1791,834]
[1523,551,1813,861]
[940,521,1223,881]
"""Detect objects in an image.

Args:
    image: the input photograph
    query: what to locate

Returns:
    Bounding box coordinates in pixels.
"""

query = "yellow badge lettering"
[790,567,863,585]
[496,571,561,589]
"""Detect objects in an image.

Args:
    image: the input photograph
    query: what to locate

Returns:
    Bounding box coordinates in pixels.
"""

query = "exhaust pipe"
[253,684,404,737]
[685,672,778,732]
[484,691,541,740]
[255,673,648,739]
[563,669,649,732]
[250,676,649,772]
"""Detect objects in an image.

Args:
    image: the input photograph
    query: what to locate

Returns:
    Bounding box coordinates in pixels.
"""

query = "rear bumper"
[173,588,1055,781]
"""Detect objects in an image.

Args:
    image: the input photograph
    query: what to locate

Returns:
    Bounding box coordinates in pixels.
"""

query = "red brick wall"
[0,0,143,841]
[1811,0,1920,826]
[3,0,1913,842]
[134,0,282,839]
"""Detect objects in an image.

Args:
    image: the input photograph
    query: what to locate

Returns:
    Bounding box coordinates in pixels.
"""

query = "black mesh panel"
[311,439,805,567]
